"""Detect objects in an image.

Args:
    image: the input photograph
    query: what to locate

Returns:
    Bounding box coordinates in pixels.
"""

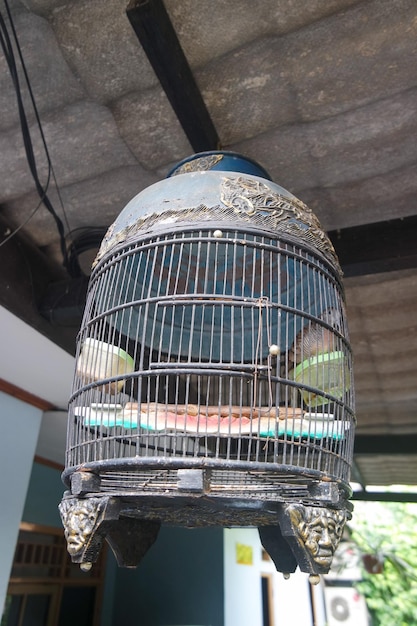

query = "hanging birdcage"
[59,152,355,578]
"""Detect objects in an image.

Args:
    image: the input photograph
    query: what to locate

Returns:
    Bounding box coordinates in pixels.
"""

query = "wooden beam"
[126,0,220,152]
[354,434,417,455]
[0,378,55,411]
[328,215,417,277]
[34,455,64,472]
[352,491,417,503]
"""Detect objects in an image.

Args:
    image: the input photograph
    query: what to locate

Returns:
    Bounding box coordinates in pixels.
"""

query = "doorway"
[261,573,275,626]
[2,584,59,626]
[1,522,105,626]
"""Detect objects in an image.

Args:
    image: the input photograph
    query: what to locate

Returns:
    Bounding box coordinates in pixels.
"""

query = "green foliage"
[349,501,417,626]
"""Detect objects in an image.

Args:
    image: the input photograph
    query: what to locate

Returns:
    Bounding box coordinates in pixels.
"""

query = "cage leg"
[277,502,350,575]
[59,495,120,569]
[258,525,298,574]
[105,518,161,567]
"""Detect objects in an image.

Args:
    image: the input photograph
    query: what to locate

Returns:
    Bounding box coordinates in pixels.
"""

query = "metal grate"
[67,223,354,484]
[97,467,340,501]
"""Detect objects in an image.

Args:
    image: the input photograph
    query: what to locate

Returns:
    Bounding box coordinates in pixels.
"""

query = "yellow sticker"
[236,543,253,565]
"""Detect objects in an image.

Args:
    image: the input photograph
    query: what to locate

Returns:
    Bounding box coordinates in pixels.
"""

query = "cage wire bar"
[59,152,355,579]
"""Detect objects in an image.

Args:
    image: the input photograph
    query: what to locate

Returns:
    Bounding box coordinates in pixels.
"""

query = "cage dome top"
[93,151,341,275]
[166,150,273,179]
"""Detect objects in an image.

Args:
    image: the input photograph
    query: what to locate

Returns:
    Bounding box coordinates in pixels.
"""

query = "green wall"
[112,526,224,626]
[22,463,225,626]
[22,461,64,527]
[0,393,43,616]
[22,461,116,626]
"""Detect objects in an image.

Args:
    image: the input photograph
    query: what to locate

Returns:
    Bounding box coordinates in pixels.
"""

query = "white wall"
[0,305,74,470]
[0,392,43,615]
[224,528,263,626]
[0,306,74,410]
[224,527,327,626]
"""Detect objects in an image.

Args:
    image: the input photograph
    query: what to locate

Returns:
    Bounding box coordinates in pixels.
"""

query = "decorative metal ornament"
[60,151,355,577]
[59,496,108,560]
[171,153,224,175]
[220,176,341,270]
[286,504,350,571]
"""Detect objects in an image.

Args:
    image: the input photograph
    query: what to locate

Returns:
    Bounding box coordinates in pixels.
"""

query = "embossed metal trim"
[94,175,341,275]
[171,154,224,176]
[287,503,349,569]
[221,176,340,271]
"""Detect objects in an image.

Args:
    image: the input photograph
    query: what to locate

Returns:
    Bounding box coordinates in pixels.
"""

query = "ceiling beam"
[126,0,220,152]
[328,215,417,277]
[354,434,417,455]
[352,491,417,502]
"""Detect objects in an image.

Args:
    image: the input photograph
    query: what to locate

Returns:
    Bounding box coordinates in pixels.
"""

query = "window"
[1,523,106,626]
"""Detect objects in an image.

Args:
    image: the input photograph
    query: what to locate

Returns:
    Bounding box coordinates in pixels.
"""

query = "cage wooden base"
[60,461,352,576]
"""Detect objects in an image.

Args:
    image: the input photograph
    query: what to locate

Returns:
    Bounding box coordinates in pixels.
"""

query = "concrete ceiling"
[1,0,417,496]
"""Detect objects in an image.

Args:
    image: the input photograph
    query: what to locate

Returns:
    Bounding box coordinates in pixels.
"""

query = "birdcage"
[59,152,355,579]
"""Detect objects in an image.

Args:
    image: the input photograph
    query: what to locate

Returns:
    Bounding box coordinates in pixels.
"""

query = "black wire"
[0,194,47,249]
[3,1,74,241]
[0,2,70,271]
[66,227,108,277]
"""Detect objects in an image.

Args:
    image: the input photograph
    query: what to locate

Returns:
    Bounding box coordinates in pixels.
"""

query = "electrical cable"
[2,0,74,241]
[0,2,72,271]
[66,226,108,277]
[0,194,47,249]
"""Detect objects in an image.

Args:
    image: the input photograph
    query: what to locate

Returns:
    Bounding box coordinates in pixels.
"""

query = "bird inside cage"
[287,307,350,409]
[288,307,343,364]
